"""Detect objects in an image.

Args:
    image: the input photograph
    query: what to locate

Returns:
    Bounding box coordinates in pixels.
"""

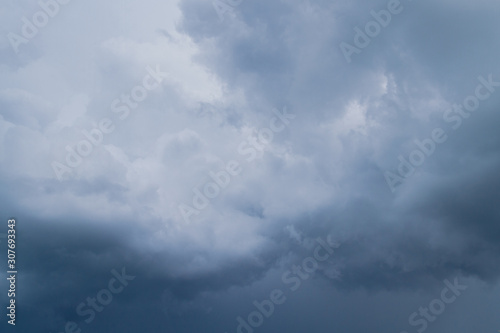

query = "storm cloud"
[1,0,500,332]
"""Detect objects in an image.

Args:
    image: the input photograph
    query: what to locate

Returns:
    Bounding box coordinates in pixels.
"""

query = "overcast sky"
[1,0,500,332]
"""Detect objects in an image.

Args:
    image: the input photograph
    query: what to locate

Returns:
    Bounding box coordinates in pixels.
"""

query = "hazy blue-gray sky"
[1,0,500,332]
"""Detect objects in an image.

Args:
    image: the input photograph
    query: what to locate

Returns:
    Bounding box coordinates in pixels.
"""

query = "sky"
[1,0,500,332]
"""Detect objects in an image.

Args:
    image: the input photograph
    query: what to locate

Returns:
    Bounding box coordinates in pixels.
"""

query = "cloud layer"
[1,0,500,332]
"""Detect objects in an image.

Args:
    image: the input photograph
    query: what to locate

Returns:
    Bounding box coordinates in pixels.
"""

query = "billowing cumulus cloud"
[1,0,500,332]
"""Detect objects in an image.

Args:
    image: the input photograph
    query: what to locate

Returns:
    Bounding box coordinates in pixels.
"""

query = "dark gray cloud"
[1,0,500,332]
